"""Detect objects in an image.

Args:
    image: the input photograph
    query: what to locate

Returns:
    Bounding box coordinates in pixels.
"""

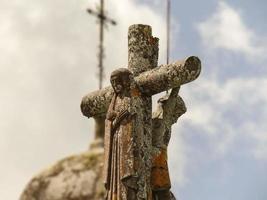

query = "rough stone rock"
[20,147,105,200]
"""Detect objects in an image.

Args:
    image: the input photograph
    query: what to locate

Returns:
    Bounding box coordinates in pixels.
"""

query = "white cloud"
[6,0,267,197]
[241,122,267,160]
[0,0,170,199]
[197,1,265,58]
[169,125,188,187]
[182,76,267,158]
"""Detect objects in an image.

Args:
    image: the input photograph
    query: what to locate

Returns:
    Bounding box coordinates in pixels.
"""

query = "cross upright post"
[128,24,159,199]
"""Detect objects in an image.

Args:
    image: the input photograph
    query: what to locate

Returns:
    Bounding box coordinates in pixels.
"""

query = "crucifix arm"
[169,86,180,97]
[81,56,201,118]
[136,56,201,95]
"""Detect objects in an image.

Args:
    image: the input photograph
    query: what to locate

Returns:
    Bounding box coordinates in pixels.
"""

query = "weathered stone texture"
[151,87,186,199]
[80,56,201,118]
[128,24,159,76]
[81,86,114,118]
[20,148,105,200]
[128,24,159,199]
[136,56,201,95]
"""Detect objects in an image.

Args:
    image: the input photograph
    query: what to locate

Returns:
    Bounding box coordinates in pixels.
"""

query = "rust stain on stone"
[131,88,141,97]
[151,149,171,190]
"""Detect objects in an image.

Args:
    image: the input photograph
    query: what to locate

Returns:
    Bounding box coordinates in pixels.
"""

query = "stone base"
[20,147,105,200]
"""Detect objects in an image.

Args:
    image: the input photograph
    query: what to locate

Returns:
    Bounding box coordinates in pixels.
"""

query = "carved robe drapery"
[103,90,143,200]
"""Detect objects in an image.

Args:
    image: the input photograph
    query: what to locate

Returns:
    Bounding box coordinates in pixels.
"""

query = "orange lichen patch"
[149,37,159,45]
[151,149,171,190]
[131,88,141,97]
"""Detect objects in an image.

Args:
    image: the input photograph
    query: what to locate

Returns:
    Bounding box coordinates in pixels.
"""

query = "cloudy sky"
[1,0,267,199]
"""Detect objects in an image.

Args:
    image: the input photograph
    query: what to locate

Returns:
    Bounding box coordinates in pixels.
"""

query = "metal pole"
[87,0,116,90]
[99,0,104,89]
[167,0,170,65]
[166,0,171,94]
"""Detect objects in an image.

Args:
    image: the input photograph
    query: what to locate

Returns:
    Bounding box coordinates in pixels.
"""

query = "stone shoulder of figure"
[157,87,187,125]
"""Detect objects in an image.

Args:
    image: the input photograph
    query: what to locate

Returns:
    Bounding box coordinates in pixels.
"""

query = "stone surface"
[20,147,105,200]
[104,68,146,199]
[79,24,201,199]
[128,24,159,76]
[128,24,158,199]
[20,24,201,200]
[80,56,201,118]
[151,87,186,199]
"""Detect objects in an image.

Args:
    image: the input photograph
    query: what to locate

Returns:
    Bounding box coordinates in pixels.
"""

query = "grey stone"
[20,148,105,200]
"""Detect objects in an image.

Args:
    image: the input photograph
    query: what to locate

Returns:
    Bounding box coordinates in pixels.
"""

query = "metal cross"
[166,0,171,65]
[87,0,117,89]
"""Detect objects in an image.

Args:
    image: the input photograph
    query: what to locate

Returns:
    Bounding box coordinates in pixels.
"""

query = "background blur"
[1,0,267,199]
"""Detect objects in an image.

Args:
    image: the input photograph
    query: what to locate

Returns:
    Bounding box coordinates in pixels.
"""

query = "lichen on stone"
[20,148,105,200]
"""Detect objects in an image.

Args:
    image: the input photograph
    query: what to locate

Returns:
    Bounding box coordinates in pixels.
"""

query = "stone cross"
[81,24,201,199]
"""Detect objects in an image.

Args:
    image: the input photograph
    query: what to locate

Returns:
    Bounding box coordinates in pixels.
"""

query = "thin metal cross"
[166,0,171,65]
[87,0,117,89]
[166,0,171,94]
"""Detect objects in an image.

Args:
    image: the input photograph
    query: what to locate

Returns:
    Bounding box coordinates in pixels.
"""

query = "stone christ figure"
[103,68,143,200]
[151,87,187,200]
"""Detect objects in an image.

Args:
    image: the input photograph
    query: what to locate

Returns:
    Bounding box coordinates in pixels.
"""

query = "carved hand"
[112,110,130,131]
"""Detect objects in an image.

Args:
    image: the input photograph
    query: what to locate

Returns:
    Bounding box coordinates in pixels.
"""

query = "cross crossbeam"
[81,56,201,118]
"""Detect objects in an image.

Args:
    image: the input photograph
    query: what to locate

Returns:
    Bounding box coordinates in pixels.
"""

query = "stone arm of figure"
[169,86,180,98]
[162,86,181,117]
[164,86,186,125]
[112,109,131,132]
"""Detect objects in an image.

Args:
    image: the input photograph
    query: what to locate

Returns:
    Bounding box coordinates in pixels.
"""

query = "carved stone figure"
[151,87,186,200]
[103,68,144,200]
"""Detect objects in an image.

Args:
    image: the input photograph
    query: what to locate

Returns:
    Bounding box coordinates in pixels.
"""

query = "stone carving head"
[110,68,133,94]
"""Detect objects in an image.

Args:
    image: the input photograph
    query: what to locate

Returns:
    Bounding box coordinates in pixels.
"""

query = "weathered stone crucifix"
[81,24,201,199]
